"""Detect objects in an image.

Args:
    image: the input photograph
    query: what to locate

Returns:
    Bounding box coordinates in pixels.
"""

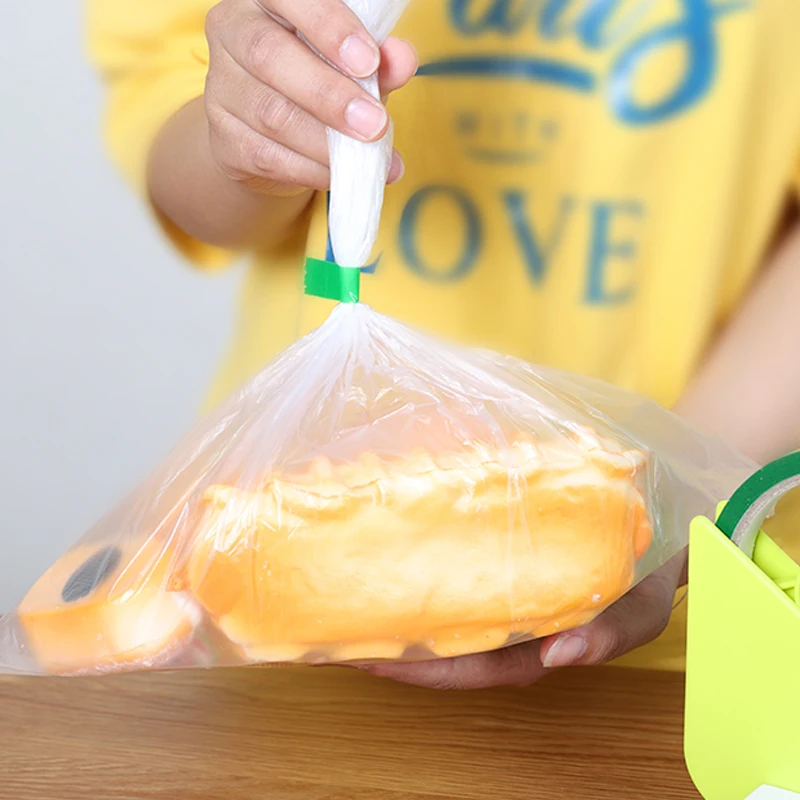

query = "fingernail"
[400,38,420,70]
[387,150,405,184]
[542,635,587,669]
[345,97,387,140]
[340,35,380,77]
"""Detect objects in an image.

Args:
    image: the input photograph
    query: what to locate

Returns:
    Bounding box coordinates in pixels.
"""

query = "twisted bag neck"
[304,0,411,294]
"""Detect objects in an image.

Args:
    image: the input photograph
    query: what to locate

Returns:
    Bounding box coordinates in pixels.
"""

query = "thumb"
[539,550,687,669]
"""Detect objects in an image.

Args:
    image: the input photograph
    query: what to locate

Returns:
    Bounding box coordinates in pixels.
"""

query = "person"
[86,0,800,689]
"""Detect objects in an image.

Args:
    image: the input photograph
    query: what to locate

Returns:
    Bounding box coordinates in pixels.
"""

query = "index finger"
[258,0,381,78]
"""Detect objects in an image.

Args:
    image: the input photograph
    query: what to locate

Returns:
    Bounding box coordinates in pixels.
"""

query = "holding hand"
[203,0,417,195]
[363,552,687,690]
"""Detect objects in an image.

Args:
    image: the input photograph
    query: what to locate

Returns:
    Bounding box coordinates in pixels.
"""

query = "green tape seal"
[304,258,360,303]
[716,451,800,557]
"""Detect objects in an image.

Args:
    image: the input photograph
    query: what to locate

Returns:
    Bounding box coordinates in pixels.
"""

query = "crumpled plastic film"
[0,301,756,675]
[324,0,411,268]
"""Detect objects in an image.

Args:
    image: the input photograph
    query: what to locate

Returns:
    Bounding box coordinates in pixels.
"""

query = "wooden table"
[0,666,699,800]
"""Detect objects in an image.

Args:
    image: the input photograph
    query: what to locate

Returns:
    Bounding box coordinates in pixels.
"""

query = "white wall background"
[0,5,239,609]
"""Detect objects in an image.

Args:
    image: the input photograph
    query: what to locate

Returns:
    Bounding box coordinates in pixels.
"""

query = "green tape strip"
[304,258,360,303]
[716,451,800,554]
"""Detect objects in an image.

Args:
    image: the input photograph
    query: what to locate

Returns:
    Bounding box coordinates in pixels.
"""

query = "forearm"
[676,221,800,463]
[147,97,313,250]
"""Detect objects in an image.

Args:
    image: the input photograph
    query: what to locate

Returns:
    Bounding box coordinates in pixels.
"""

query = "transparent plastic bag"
[303,0,411,267]
[0,0,757,675]
[0,303,756,675]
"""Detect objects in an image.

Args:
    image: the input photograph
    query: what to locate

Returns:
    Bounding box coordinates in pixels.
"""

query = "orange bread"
[185,432,652,664]
[18,535,199,675]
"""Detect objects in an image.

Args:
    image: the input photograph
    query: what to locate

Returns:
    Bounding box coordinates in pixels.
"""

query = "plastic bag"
[0,301,756,675]
[304,0,411,267]
[0,0,757,676]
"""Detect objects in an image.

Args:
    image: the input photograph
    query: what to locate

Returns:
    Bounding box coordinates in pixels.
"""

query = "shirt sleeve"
[86,0,234,269]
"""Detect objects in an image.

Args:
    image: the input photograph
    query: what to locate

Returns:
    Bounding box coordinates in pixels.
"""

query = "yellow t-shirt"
[87,0,800,671]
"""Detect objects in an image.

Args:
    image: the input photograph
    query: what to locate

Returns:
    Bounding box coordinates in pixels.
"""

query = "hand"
[204,0,417,196]
[362,550,687,690]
